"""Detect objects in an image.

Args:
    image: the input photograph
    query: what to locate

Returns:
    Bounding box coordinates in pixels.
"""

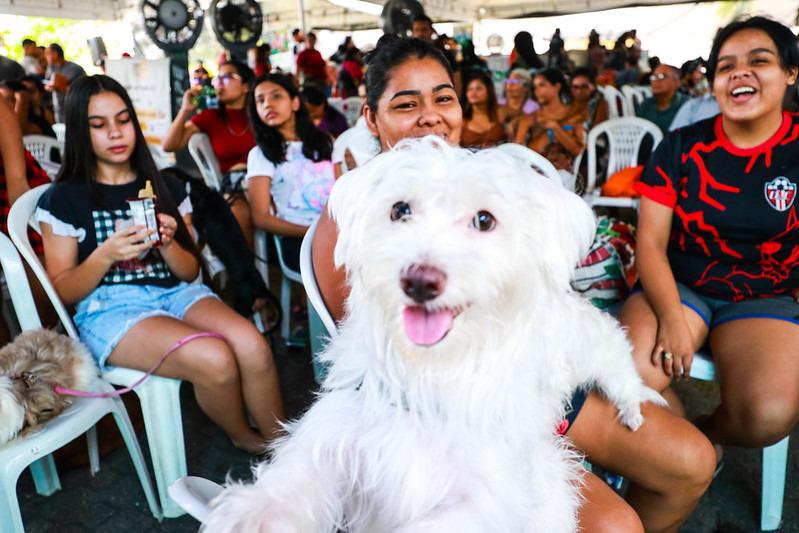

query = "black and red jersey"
[637,111,799,302]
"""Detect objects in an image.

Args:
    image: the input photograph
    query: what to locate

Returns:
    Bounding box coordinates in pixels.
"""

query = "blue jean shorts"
[73,282,218,371]
[633,282,799,330]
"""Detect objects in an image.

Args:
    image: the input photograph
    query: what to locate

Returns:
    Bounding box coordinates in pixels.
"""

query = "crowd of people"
[0,13,797,532]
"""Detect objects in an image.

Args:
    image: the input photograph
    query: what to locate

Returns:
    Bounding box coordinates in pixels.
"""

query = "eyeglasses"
[571,83,591,90]
[505,78,527,86]
[213,73,242,85]
[652,72,676,81]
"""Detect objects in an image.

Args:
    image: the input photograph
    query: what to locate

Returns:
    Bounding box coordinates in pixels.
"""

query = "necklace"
[226,120,249,137]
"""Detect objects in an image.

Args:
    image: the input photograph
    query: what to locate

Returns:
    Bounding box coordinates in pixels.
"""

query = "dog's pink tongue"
[402,306,454,346]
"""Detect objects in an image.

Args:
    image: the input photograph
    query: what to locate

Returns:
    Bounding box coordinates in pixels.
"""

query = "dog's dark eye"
[391,201,412,222]
[472,211,496,232]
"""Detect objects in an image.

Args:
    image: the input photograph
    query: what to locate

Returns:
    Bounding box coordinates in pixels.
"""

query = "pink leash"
[54,332,226,398]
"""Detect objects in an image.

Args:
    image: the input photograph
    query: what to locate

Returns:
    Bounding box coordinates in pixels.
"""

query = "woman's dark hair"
[216,60,254,123]
[512,31,543,70]
[247,72,332,165]
[300,83,326,107]
[20,75,45,93]
[463,72,498,123]
[571,66,596,84]
[363,36,454,112]
[535,68,571,103]
[707,16,799,84]
[59,75,201,266]
[0,80,26,93]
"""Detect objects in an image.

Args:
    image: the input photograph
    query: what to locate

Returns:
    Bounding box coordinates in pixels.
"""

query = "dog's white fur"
[0,329,98,444]
[204,137,664,532]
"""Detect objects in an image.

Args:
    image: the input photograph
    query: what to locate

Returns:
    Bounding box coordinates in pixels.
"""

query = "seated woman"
[2,78,56,138]
[497,68,539,139]
[570,67,609,131]
[515,68,587,177]
[460,72,506,149]
[621,16,799,464]
[162,61,256,249]
[301,83,349,138]
[36,75,284,453]
[312,36,715,533]
[246,73,335,272]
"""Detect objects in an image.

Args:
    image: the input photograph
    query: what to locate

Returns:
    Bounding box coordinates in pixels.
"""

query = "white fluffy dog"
[204,137,664,533]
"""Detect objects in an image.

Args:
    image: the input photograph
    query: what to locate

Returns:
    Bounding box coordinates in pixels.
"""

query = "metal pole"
[297,0,307,33]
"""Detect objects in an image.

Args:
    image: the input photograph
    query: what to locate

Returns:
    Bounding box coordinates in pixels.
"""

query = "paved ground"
[15,333,799,533]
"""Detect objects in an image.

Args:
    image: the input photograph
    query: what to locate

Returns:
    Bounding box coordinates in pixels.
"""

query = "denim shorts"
[73,282,218,371]
[632,282,799,330]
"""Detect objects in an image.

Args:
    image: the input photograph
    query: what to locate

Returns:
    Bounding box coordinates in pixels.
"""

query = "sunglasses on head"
[571,83,591,90]
[652,72,676,81]
[505,78,526,85]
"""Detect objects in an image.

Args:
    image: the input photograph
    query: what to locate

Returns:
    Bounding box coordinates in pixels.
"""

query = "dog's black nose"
[401,265,446,303]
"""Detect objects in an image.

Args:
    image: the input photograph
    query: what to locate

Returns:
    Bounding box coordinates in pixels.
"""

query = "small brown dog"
[0,329,97,444]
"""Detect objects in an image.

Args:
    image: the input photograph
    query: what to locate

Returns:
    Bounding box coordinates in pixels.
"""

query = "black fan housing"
[381,0,425,37]
[140,0,204,53]
[210,0,263,55]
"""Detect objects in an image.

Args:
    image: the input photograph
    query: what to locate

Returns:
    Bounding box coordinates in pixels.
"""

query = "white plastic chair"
[341,96,363,127]
[168,476,223,523]
[255,229,304,345]
[0,232,162,531]
[22,135,63,166]
[689,352,789,531]
[8,185,189,518]
[495,143,563,184]
[299,219,336,384]
[327,96,345,115]
[51,123,66,143]
[584,117,663,209]
[596,85,629,119]
[621,85,647,116]
[187,133,223,191]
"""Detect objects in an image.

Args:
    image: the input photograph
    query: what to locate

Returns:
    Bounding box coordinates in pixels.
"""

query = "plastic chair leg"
[761,436,789,531]
[280,275,292,341]
[111,396,163,521]
[30,455,60,496]
[308,303,329,385]
[0,472,24,533]
[87,426,100,475]
[135,377,186,518]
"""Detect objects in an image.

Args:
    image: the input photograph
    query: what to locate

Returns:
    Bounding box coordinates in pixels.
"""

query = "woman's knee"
[228,324,275,374]
[580,499,644,533]
[727,396,798,446]
[190,340,240,387]
[658,429,716,494]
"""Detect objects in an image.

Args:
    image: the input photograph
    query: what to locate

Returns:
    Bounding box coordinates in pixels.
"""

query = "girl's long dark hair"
[536,68,571,104]
[463,72,499,123]
[247,73,332,164]
[59,75,203,268]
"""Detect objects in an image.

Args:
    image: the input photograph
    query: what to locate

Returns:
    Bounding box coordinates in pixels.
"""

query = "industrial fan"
[210,0,263,61]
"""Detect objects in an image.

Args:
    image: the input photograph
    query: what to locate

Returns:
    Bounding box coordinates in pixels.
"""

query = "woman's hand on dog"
[157,213,178,248]
[652,316,695,379]
[99,223,154,263]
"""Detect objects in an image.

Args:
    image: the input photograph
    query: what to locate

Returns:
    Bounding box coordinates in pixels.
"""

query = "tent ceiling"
[1,0,733,30]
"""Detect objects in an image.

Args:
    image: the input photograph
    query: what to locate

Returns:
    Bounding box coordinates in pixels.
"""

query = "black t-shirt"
[636,112,799,302]
[36,175,191,288]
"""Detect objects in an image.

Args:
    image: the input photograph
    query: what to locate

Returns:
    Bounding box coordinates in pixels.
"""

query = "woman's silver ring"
[663,351,673,361]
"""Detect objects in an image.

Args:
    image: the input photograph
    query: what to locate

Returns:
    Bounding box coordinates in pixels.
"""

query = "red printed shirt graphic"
[636,111,799,302]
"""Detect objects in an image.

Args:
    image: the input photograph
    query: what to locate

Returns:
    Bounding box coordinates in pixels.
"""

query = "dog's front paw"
[641,386,668,407]
[617,405,644,432]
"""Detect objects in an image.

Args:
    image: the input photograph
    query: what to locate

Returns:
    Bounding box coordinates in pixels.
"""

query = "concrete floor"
[15,336,799,533]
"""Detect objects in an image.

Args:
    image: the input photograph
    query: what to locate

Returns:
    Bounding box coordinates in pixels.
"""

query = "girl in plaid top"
[36,76,284,453]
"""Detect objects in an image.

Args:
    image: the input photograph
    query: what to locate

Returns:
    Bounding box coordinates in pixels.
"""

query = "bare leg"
[108,312,266,453]
[183,297,285,439]
[569,395,716,533]
[577,469,644,533]
[621,292,709,418]
[227,194,254,252]
[702,318,799,447]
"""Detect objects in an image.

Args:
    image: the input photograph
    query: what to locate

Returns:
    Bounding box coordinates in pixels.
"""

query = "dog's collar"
[10,372,37,390]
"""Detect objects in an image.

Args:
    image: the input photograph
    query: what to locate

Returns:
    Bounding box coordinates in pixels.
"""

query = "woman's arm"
[162,89,200,152]
[157,213,200,281]
[593,99,609,127]
[513,115,534,145]
[636,197,696,369]
[247,176,309,238]
[545,120,585,156]
[0,98,29,205]
[41,222,154,304]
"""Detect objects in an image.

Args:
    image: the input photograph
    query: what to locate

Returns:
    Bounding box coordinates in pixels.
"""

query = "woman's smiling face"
[712,28,797,124]
[365,57,462,150]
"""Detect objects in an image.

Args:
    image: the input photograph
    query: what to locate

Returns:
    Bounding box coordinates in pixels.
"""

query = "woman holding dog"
[312,36,715,533]
[622,16,799,480]
[36,75,284,454]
